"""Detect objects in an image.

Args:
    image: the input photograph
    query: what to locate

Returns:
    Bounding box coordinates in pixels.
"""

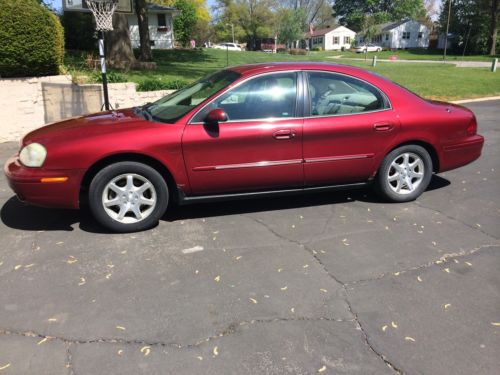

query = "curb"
[451,96,500,104]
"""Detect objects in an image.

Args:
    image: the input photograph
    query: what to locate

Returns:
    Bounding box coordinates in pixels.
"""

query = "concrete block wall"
[0,75,173,142]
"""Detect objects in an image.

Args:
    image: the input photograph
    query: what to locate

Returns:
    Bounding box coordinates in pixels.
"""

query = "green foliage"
[333,0,426,31]
[213,0,277,50]
[0,0,65,77]
[439,0,499,55]
[277,7,306,46]
[91,71,127,84]
[137,78,189,91]
[174,0,197,47]
[60,11,96,51]
[289,48,308,55]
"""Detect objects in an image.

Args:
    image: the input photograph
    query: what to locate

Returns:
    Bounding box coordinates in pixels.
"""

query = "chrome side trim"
[193,159,303,171]
[305,154,374,163]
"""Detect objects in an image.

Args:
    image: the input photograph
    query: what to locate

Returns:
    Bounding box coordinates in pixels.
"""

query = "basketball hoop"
[85,0,119,111]
[85,0,118,31]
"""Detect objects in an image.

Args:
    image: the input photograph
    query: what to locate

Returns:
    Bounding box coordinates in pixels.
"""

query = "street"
[0,100,498,374]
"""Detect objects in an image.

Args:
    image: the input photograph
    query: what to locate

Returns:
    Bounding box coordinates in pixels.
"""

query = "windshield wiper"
[134,103,153,121]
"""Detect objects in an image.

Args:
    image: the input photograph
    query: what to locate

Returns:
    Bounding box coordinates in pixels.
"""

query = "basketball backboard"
[63,0,134,14]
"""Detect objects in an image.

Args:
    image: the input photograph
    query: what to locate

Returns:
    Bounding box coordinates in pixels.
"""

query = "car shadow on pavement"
[0,175,450,232]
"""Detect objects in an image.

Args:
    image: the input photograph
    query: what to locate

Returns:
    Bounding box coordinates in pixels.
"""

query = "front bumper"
[4,156,85,209]
[440,135,484,173]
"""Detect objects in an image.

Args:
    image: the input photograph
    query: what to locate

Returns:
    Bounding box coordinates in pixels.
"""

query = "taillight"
[466,117,477,135]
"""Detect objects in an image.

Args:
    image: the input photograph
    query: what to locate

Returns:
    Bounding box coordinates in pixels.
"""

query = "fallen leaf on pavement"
[140,346,151,356]
[213,346,219,356]
[116,326,126,331]
[318,365,326,373]
[405,336,416,342]
[249,298,258,304]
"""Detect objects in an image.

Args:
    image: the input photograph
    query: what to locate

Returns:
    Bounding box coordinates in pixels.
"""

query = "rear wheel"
[89,162,169,232]
[375,145,433,202]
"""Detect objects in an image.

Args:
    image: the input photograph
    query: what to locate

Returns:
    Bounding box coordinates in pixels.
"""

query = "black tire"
[89,162,169,232]
[375,145,433,202]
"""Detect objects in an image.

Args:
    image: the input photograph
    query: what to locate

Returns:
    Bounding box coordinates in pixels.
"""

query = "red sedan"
[4,62,484,232]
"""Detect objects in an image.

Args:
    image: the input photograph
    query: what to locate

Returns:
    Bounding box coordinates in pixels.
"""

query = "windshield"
[147,70,241,123]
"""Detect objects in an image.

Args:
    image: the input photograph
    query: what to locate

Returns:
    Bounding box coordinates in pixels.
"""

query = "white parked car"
[355,44,382,53]
[213,43,242,51]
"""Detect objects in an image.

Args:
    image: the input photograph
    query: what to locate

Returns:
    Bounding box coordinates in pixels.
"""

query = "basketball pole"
[98,30,111,111]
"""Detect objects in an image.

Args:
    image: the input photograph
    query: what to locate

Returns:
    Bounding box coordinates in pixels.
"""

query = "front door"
[183,71,304,195]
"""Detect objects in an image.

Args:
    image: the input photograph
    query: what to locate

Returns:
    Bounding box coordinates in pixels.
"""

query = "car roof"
[227,62,377,79]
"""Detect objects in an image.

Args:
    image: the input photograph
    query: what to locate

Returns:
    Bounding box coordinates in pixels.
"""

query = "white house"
[128,4,178,49]
[357,20,430,49]
[304,26,356,51]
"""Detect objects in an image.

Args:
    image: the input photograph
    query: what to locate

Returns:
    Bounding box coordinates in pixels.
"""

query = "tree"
[488,0,499,55]
[277,7,306,47]
[439,0,498,55]
[174,0,197,46]
[333,0,426,31]
[213,0,277,50]
[105,13,137,69]
[135,0,153,61]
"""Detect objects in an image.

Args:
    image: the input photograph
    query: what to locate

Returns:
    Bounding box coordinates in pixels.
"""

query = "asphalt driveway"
[0,101,498,374]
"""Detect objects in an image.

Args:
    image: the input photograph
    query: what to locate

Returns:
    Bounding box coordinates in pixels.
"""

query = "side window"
[193,72,297,122]
[307,71,388,116]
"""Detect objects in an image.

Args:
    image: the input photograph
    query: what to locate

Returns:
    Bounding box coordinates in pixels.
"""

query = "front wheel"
[89,162,169,232]
[375,145,433,202]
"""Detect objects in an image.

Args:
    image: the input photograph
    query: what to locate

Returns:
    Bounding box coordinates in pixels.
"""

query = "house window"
[385,34,389,41]
[344,36,350,44]
[418,32,423,39]
[158,14,167,27]
[333,36,339,44]
[319,37,323,43]
[402,32,411,40]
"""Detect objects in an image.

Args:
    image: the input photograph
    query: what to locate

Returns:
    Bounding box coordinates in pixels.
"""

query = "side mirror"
[205,108,228,123]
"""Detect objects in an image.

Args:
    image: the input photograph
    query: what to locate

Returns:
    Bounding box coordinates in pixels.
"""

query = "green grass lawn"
[64,48,500,101]
[323,48,499,62]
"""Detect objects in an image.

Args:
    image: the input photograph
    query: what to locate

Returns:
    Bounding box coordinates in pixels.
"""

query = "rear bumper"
[439,135,484,173]
[4,156,84,209]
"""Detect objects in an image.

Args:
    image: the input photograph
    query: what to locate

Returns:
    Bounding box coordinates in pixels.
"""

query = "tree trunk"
[489,0,498,55]
[135,0,153,61]
[105,13,137,70]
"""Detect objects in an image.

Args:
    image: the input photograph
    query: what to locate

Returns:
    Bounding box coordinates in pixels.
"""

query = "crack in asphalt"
[414,201,499,240]
[345,243,500,287]
[246,215,402,374]
[65,342,75,375]
[0,316,355,350]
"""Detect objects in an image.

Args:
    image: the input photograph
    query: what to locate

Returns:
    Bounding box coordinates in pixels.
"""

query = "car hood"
[22,109,151,145]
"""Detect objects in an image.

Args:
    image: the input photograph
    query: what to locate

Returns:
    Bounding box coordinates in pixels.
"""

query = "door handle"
[373,122,394,131]
[273,129,296,140]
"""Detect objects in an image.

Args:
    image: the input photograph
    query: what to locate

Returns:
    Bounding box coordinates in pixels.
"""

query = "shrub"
[137,78,188,92]
[289,48,308,56]
[0,0,64,77]
[91,71,127,84]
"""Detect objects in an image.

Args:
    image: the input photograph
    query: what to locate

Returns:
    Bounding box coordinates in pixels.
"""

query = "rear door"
[182,71,304,195]
[303,70,400,185]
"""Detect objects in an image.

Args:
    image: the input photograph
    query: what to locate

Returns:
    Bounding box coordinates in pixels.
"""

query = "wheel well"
[79,153,177,206]
[389,141,440,173]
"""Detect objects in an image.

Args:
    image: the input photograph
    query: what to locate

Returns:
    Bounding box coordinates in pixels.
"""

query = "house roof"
[146,3,177,12]
[305,26,341,38]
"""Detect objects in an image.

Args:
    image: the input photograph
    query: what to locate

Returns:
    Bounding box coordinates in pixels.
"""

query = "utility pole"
[443,0,452,61]
[226,23,235,43]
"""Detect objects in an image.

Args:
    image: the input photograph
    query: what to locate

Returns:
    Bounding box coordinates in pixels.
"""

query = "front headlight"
[19,143,47,167]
